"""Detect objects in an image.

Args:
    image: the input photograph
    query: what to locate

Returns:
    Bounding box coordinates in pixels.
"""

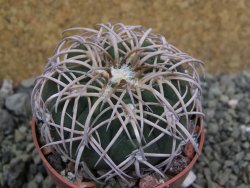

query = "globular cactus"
[32,23,204,186]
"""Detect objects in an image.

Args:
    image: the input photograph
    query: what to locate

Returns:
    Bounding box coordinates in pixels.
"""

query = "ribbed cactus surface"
[32,23,204,185]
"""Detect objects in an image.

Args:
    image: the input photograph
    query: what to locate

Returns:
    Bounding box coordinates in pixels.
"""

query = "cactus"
[31,23,204,186]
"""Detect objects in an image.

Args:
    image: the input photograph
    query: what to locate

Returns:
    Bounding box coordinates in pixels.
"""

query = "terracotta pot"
[31,119,95,188]
[32,119,204,188]
[155,127,204,188]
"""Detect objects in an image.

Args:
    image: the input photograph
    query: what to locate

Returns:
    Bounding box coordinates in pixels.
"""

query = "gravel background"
[0,71,249,188]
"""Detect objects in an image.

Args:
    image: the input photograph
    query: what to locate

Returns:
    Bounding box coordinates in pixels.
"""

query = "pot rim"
[156,124,204,188]
[31,118,204,188]
[32,119,80,188]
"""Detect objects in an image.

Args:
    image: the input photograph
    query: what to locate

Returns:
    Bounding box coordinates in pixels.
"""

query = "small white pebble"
[61,156,68,163]
[67,172,75,180]
[60,170,65,176]
[240,125,250,132]
[228,99,238,108]
[181,171,196,188]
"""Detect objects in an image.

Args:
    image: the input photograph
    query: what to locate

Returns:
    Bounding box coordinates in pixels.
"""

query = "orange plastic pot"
[32,119,204,188]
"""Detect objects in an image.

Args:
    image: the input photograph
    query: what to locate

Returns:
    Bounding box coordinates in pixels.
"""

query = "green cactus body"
[32,23,204,185]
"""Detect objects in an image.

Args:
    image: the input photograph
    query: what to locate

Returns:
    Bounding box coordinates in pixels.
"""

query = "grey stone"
[224,160,234,168]
[226,181,237,188]
[237,184,249,188]
[209,161,221,174]
[14,129,26,142]
[220,75,233,86]
[205,109,215,119]
[27,180,38,188]
[20,154,31,163]
[216,168,232,186]
[220,95,229,103]
[209,84,221,97]
[5,93,31,116]
[34,173,44,184]
[241,142,249,149]
[33,155,41,164]
[228,99,238,108]
[235,152,245,161]
[231,142,241,153]
[42,177,55,188]
[0,109,15,135]
[204,146,213,157]
[19,125,27,133]
[21,78,35,88]
[26,143,35,153]
[203,168,214,188]
[244,153,250,161]
[0,172,3,186]
[198,155,209,165]
[4,157,26,188]
[207,123,219,134]
[232,165,240,175]
[239,114,250,124]
[0,131,3,142]
[28,164,37,176]
[229,174,238,182]
[1,151,12,164]
[231,127,240,138]
[13,149,23,157]
[26,133,33,141]
[0,79,13,107]
[207,100,217,108]
[33,152,41,165]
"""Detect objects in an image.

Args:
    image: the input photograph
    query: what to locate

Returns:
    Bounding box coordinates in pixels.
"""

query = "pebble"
[14,129,26,142]
[209,85,221,97]
[0,172,3,186]
[5,93,31,116]
[26,143,35,153]
[32,150,41,164]
[237,184,249,188]
[244,153,250,161]
[228,99,238,108]
[27,180,38,188]
[20,154,31,163]
[207,123,219,134]
[42,177,54,188]
[231,127,240,139]
[216,168,232,186]
[0,109,15,135]
[235,152,245,161]
[21,78,35,88]
[224,160,234,168]
[34,173,44,184]
[219,95,229,103]
[0,79,13,107]
[209,161,221,174]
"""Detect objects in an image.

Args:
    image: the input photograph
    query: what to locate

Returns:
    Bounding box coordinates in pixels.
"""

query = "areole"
[32,119,205,188]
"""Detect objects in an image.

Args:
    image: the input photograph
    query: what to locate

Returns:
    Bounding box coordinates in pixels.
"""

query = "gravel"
[0,81,55,188]
[191,70,250,188]
[5,93,31,117]
[0,109,15,136]
[0,70,249,188]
